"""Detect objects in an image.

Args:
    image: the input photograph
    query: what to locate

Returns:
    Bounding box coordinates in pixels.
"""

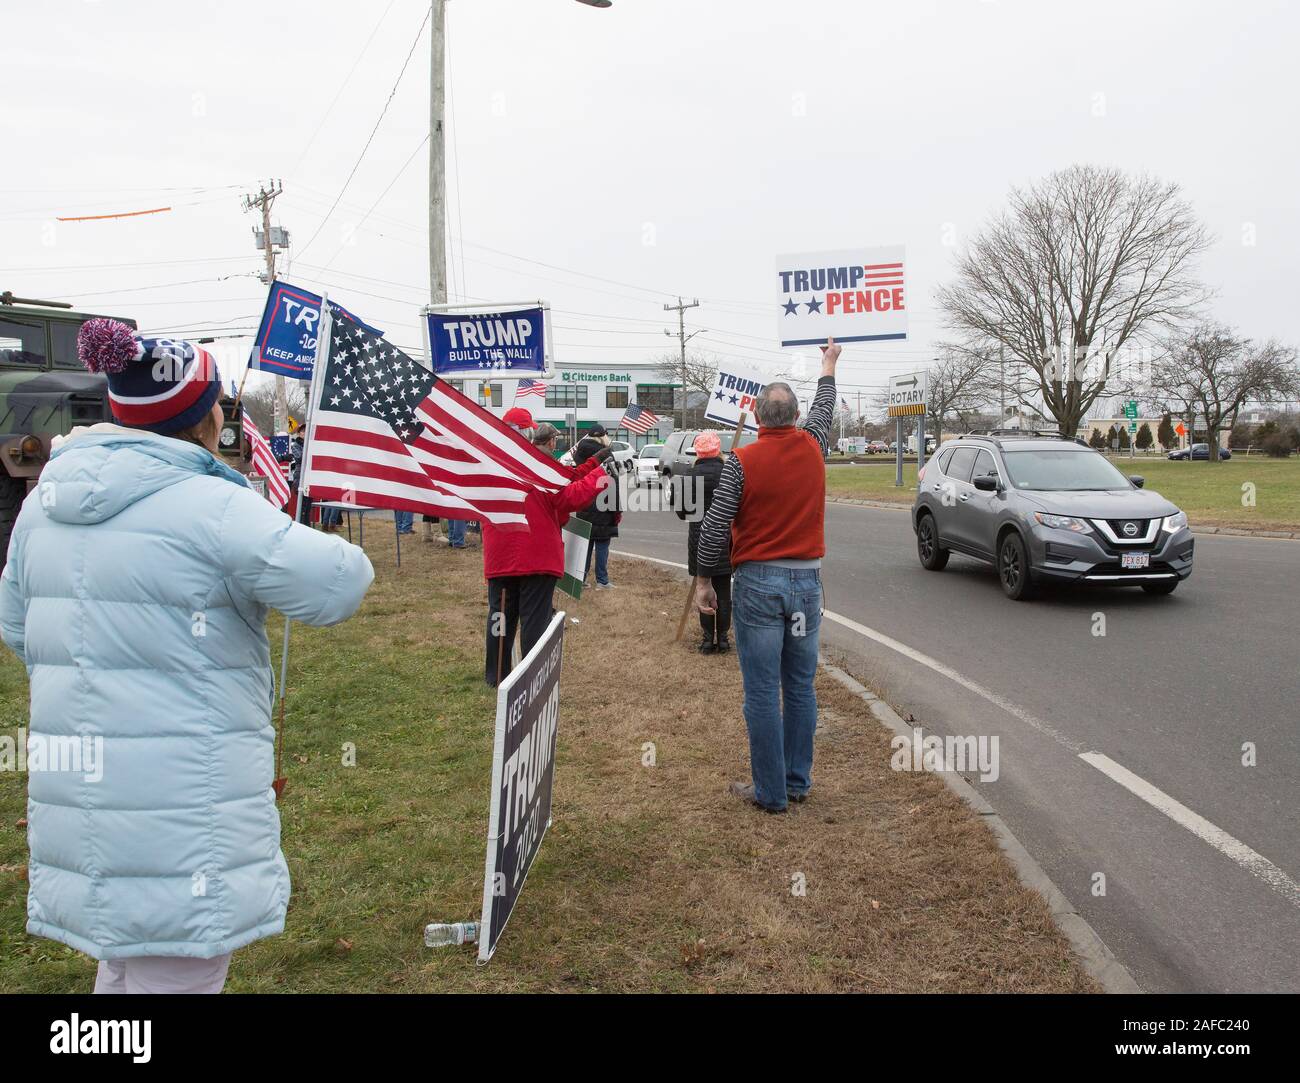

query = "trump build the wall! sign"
[775,246,908,347]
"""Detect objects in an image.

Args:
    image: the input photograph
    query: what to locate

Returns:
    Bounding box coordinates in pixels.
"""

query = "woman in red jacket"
[483,419,611,685]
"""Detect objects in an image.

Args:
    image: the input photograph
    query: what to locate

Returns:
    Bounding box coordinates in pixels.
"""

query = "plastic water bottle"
[424,921,478,948]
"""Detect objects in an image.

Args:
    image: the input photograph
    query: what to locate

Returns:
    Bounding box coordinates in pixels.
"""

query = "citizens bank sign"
[558,371,634,383]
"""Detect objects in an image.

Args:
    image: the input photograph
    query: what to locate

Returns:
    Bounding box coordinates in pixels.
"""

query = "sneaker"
[716,636,731,654]
[697,638,717,654]
[787,792,808,804]
[727,781,785,814]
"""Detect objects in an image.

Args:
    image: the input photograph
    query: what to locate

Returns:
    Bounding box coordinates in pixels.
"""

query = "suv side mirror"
[1129,475,1145,488]
[973,474,999,492]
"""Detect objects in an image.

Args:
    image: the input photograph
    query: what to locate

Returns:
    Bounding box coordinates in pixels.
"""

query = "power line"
[294,4,432,260]
[63,273,260,299]
[321,133,429,268]
[1,255,253,274]
[289,0,401,176]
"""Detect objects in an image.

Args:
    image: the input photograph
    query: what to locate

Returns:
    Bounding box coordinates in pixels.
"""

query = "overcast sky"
[3,0,1296,405]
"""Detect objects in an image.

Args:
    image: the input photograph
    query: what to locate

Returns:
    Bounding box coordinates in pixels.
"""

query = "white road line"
[1080,752,1300,907]
[616,545,1300,906]
[615,549,1080,751]
[817,610,1083,752]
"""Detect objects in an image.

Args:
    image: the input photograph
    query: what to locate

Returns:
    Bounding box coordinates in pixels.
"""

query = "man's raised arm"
[800,337,841,455]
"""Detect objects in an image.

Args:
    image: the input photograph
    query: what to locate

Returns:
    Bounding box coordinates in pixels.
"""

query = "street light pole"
[429,1,447,308]
[428,0,611,309]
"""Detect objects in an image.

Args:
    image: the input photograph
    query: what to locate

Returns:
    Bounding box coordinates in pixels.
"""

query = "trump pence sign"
[704,363,769,434]
[775,246,908,347]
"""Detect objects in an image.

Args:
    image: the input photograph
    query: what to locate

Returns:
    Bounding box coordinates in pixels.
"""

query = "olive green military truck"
[0,297,124,566]
[0,295,248,569]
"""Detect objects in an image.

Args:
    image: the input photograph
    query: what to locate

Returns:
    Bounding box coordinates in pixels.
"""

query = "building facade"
[449,360,680,452]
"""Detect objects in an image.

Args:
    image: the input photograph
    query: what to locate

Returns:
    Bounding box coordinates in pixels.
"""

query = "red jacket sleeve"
[552,469,609,517]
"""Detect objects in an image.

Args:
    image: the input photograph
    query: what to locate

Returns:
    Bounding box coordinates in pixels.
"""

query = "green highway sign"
[1124,400,1139,419]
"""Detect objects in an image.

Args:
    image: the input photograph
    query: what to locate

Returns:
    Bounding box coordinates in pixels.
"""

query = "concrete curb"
[819,659,1142,994]
[826,497,1300,539]
[614,550,1141,992]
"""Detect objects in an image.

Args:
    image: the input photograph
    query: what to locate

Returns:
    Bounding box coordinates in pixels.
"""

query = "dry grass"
[1,523,1095,992]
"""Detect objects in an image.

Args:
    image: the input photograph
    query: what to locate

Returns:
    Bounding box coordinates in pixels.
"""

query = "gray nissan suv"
[911,431,1194,600]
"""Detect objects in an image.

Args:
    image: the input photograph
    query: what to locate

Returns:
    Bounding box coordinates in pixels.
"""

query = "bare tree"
[240,377,308,436]
[652,349,720,428]
[926,348,998,438]
[1149,324,1298,460]
[936,165,1213,436]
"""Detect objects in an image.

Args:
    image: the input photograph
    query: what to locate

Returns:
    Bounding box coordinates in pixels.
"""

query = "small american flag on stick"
[619,402,659,434]
[242,411,292,509]
[303,307,574,529]
[515,378,546,400]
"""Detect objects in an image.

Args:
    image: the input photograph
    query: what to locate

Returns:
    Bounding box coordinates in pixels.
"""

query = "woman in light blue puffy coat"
[0,322,374,993]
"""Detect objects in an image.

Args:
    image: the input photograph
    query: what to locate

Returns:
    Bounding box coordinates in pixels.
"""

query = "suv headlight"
[1034,512,1092,533]
[1162,511,1189,533]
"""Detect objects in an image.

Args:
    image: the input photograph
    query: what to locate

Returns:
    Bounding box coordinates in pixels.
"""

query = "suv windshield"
[1002,449,1132,491]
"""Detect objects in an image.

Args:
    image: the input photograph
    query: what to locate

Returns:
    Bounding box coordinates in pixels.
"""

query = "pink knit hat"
[694,431,722,458]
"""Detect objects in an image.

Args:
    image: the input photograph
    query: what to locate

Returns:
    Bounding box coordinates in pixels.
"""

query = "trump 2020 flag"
[304,307,575,528]
[249,280,378,379]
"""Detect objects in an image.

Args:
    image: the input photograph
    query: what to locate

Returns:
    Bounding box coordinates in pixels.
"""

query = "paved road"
[614,494,1300,992]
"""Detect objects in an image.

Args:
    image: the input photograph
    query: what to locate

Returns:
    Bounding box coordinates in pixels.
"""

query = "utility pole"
[243,180,285,432]
[663,296,700,429]
[429,0,447,309]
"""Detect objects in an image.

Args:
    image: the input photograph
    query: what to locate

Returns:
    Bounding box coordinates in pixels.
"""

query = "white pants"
[93,952,232,994]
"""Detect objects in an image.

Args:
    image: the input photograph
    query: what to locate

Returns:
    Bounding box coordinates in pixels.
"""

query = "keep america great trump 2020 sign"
[478,610,565,962]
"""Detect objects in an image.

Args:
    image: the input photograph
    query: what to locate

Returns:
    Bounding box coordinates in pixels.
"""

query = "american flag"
[303,308,575,528]
[242,411,292,509]
[619,402,659,434]
[515,378,547,400]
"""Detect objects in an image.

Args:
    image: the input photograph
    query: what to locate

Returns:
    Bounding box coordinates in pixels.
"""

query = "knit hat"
[78,319,223,436]
[694,431,722,458]
[502,406,535,429]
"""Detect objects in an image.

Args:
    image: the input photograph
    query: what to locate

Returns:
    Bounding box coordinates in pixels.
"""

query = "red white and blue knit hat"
[77,319,223,436]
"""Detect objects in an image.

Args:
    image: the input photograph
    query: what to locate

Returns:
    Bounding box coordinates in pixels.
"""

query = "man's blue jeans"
[731,563,822,811]
[447,519,467,548]
[394,511,414,534]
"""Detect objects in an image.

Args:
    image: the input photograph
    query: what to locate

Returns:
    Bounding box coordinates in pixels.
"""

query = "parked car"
[660,428,756,480]
[632,443,665,486]
[1168,443,1231,461]
[867,440,890,454]
[912,431,1193,600]
[560,437,635,472]
[607,439,636,472]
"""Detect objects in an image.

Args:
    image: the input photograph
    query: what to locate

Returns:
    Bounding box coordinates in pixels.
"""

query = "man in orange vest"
[695,338,840,813]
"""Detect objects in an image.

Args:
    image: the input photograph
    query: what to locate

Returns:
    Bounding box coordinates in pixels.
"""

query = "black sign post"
[477,611,565,962]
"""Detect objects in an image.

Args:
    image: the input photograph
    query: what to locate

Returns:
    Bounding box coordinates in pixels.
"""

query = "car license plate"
[1121,552,1150,570]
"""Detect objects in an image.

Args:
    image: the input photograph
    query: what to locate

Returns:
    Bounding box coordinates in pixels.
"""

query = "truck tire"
[0,476,24,572]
